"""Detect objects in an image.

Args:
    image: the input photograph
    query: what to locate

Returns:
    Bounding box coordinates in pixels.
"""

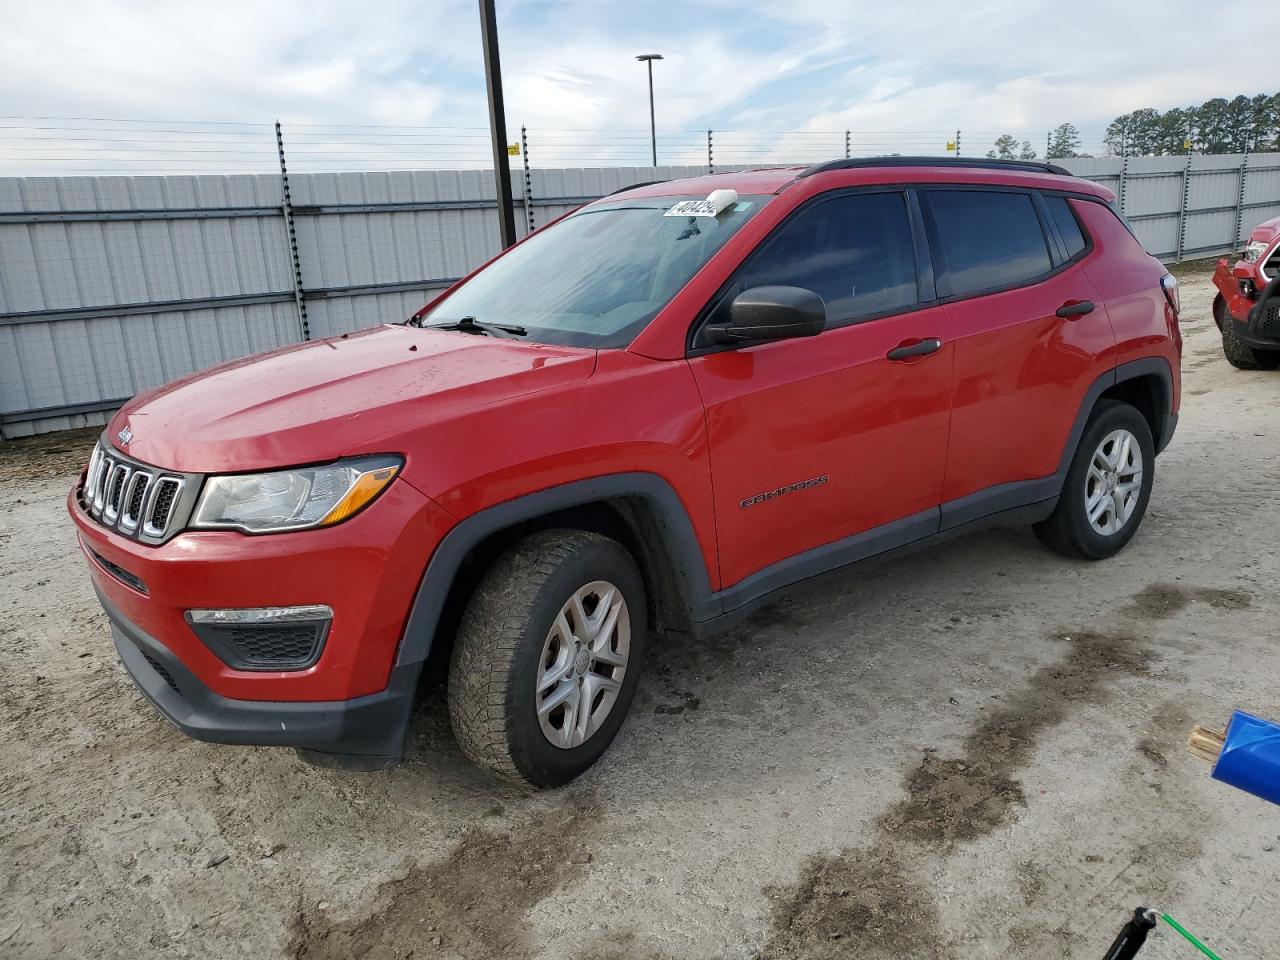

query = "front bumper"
[1215,258,1280,349]
[1229,314,1280,351]
[104,588,418,766]
[70,477,451,702]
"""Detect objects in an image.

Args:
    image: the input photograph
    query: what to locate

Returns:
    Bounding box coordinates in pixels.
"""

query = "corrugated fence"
[2,155,1278,437]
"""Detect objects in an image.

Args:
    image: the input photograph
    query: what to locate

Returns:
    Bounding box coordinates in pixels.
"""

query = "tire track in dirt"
[286,794,604,960]
[761,631,1148,960]
[1121,582,1251,621]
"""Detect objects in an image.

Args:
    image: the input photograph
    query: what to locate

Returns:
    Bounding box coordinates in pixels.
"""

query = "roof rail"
[797,156,1074,178]
[605,179,668,196]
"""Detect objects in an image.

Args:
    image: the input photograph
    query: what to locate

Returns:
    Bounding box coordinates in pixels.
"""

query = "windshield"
[418,195,765,348]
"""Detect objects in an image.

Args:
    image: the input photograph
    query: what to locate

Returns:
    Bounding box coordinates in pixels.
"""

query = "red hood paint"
[108,325,596,473]
[1249,215,1280,247]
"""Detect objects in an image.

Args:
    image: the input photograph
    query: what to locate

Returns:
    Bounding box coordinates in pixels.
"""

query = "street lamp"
[635,53,663,167]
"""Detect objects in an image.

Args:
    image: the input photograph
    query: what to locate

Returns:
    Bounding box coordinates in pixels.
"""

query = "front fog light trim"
[187,605,334,624]
[185,605,334,672]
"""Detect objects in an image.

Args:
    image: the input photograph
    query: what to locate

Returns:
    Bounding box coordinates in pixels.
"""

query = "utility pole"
[636,53,663,167]
[478,0,517,249]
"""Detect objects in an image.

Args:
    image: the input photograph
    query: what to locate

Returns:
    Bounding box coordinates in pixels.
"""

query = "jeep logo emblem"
[116,425,133,445]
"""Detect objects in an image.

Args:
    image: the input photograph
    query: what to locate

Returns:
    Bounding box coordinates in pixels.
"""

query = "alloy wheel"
[535,580,630,749]
[1084,428,1143,536]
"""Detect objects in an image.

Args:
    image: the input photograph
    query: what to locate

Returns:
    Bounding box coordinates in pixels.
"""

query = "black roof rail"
[605,179,668,196]
[797,156,1074,178]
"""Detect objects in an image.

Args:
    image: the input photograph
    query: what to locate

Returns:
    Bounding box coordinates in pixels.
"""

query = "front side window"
[733,191,919,325]
[417,195,764,348]
[924,190,1053,298]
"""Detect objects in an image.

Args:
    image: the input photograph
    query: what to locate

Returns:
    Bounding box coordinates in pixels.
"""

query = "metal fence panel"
[3,155,1280,437]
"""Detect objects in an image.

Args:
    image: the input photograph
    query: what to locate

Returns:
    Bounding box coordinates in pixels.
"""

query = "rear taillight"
[1160,274,1180,314]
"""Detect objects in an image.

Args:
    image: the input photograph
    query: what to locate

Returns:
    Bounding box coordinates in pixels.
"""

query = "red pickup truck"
[1213,215,1280,369]
[70,158,1182,785]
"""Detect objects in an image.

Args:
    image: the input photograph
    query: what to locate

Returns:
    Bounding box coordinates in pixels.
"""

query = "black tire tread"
[1033,399,1154,561]
[447,529,611,784]
[1222,314,1280,370]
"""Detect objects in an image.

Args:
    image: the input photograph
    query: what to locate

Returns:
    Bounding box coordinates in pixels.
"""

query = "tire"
[1034,400,1156,561]
[1221,311,1280,370]
[447,529,647,787]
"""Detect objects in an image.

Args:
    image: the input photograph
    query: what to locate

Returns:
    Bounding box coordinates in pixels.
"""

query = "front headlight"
[1243,240,1269,263]
[191,455,402,533]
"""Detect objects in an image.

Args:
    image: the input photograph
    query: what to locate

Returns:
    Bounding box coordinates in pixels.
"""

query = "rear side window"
[1044,195,1087,259]
[735,191,918,324]
[924,190,1052,298]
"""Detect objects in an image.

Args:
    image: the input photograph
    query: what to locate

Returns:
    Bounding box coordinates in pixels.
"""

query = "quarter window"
[734,191,919,325]
[925,190,1053,298]
[1044,195,1087,259]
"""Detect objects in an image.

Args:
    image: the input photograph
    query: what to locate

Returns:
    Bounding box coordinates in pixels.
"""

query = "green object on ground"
[1161,912,1223,960]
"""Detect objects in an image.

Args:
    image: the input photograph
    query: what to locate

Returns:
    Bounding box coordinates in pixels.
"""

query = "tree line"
[1104,94,1279,156]
[985,92,1280,161]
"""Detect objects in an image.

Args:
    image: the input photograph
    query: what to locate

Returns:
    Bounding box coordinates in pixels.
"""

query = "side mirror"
[704,285,826,347]
[1248,276,1280,328]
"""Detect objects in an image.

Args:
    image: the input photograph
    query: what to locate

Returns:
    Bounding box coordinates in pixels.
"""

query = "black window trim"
[686,185,931,357]
[1046,191,1098,267]
[1033,191,1070,265]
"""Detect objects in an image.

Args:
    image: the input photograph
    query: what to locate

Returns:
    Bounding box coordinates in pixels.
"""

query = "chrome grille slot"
[77,439,196,544]
[102,463,132,523]
[91,454,114,514]
[83,444,103,509]
[144,477,184,539]
[119,471,151,532]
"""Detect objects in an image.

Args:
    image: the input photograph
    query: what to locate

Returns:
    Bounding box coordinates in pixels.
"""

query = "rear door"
[919,187,1116,525]
[687,189,954,591]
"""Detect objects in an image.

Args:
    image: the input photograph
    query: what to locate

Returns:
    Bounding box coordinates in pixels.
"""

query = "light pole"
[478,0,517,249]
[635,53,663,167]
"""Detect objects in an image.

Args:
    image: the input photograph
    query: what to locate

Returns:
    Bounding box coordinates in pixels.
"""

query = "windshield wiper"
[426,316,526,338]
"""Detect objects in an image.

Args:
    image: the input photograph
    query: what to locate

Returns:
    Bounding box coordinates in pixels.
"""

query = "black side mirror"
[704,285,826,347]
[1248,276,1280,327]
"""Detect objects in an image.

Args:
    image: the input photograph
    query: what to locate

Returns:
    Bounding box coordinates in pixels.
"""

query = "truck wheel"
[1222,314,1280,370]
[1033,400,1155,561]
[447,529,646,787]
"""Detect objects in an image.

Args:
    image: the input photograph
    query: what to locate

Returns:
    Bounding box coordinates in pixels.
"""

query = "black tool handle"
[1102,907,1158,960]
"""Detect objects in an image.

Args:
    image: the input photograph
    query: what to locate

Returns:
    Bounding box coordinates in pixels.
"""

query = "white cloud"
[0,0,1275,174]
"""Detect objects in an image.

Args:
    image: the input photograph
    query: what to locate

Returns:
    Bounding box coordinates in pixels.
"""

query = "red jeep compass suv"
[70,158,1182,786]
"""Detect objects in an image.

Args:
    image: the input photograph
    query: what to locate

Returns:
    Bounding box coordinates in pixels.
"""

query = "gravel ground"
[2,260,1278,960]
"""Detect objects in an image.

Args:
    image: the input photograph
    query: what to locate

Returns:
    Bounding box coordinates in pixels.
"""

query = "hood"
[1249,216,1280,247]
[108,325,596,473]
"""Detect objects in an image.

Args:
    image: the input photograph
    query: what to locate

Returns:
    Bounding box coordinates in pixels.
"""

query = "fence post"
[954,129,961,157]
[845,130,851,159]
[1118,154,1130,217]
[520,125,535,235]
[1046,131,1051,158]
[275,120,310,342]
[707,129,714,174]
[1175,152,1193,263]
[1233,149,1250,252]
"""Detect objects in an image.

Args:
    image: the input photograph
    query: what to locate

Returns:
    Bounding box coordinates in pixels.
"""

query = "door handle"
[1055,299,1095,319]
[886,337,943,361]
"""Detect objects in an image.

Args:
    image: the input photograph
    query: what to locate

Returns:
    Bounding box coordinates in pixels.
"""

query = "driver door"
[686,189,954,591]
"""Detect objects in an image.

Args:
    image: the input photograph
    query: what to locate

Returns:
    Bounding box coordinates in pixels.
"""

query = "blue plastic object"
[1211,710,1280,806]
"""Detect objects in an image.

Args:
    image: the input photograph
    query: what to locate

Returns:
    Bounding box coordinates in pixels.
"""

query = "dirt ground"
[2,260,1278,960]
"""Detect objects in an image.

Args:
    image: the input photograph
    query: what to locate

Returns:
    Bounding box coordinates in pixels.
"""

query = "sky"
[1,0,1276,172]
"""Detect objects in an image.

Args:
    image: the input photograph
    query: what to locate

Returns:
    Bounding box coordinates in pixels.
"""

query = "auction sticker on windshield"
[664,189,739,218]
